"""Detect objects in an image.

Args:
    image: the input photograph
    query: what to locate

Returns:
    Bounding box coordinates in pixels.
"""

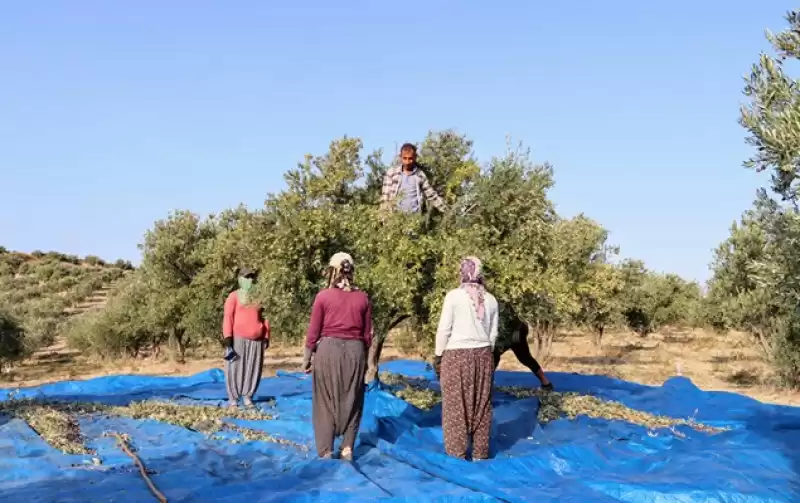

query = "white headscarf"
[328,252,355,291]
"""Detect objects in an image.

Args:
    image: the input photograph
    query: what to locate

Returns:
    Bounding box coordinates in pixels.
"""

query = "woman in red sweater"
[302,252,373,461]
[222,267,270,410]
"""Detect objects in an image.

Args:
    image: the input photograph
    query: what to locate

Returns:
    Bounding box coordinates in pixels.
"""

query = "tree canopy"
[63,130,703,376]
[705,10,800,385]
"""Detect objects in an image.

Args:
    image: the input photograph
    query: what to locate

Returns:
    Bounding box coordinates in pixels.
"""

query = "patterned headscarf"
[328,252,356,292]
[459,256,485,321]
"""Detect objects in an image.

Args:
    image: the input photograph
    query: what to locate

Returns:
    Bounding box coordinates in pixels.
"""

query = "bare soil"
[4,328,799,407]
[499,327,800,406]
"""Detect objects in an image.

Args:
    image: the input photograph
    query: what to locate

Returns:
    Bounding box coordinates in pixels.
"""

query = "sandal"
[541,382,554,392]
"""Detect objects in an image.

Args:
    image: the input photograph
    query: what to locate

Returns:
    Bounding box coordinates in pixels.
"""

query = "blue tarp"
[0,359,798,502]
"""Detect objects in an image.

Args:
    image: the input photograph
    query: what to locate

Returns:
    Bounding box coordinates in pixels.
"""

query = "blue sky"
[0,2,792,283]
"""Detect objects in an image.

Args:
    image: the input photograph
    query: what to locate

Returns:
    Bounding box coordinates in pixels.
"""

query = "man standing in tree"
[380,143,446,214]
[367,143,446,384]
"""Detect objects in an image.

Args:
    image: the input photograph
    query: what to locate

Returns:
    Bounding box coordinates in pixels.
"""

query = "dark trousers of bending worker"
[493,321,553,389]
[493,339,542,374]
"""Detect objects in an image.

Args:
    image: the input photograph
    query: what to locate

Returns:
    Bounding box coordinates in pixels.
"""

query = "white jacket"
[435,288,499,356]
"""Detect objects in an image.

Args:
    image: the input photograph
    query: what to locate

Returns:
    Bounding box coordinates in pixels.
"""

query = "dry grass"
[2,328,794,455]
[505,328,800,407]
[4,328,799,408]
[4,343,306,388]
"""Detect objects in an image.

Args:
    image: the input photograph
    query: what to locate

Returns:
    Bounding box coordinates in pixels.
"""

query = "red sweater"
[305,288,373,349]
[222,291,270,341]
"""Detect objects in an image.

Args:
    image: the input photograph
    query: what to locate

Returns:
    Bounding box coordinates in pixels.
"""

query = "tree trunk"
[531,321,555,366]
[365,336,385,384]
[593,324,604,348]
[365,315,409,383]
[754,328,774,360]
[170,328,187,364]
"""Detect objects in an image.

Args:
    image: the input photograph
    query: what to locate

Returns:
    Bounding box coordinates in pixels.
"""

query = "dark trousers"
[493,340,542,374]
[312,338,367,457]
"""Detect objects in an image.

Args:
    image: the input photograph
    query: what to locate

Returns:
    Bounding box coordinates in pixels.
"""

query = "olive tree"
[706,10,800,384]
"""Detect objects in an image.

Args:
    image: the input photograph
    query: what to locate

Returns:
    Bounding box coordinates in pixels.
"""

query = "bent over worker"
[302,252,373,461]
[380,143,446,214]
[495,302,554,391]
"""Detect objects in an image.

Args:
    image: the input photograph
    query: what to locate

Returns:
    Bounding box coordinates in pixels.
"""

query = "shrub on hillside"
[84,255,105,266]
[0,249,132,357]
[0,253,26,274]
[66,276,155,359]
[20,316,58,353]
[58,276,79,290]
[34,263,58,282]
[0,310,26,372]
[114,259,134,270]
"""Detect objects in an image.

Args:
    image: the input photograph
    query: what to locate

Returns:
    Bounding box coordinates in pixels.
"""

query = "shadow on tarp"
[0,360,799,502]
[369,360,800,503]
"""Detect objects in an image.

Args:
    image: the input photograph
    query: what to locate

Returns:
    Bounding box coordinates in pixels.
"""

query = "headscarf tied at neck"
[328,252,356,292]
[237,266,256,305]
[459,256,486,321]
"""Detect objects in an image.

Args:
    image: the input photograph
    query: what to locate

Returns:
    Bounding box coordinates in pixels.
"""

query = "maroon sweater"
[305,287,373,349]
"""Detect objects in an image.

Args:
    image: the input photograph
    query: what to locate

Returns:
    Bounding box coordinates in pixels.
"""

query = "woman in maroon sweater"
[302,252,373,461]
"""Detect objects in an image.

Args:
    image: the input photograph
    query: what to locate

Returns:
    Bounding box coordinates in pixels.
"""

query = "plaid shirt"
[380,165,446,212]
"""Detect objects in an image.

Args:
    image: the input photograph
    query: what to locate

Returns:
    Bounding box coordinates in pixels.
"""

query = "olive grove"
[64,131,703,379]
[9,9,800,389]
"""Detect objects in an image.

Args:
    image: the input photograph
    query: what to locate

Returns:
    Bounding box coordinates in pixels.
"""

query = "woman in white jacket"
[433,256,499,461]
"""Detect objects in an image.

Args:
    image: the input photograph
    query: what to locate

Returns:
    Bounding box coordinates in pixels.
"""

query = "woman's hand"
[224,347,238,362]
[433,355,442,380]
[301,347,313,374]
[223,337,237,361]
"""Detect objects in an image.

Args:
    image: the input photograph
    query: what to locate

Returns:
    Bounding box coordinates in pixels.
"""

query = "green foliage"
[740,11,800,203]
[67,131,702,366]
[576,256,624,346]
[0,310,25,371]
[616,260,702,337]
[83,255,105,267]
[0,249,131,360]
[705,192,800,384]
[67,275,154,358]
[706,10,800,386]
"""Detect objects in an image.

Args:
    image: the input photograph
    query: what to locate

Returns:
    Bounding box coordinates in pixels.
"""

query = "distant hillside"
[0,248,134,359]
